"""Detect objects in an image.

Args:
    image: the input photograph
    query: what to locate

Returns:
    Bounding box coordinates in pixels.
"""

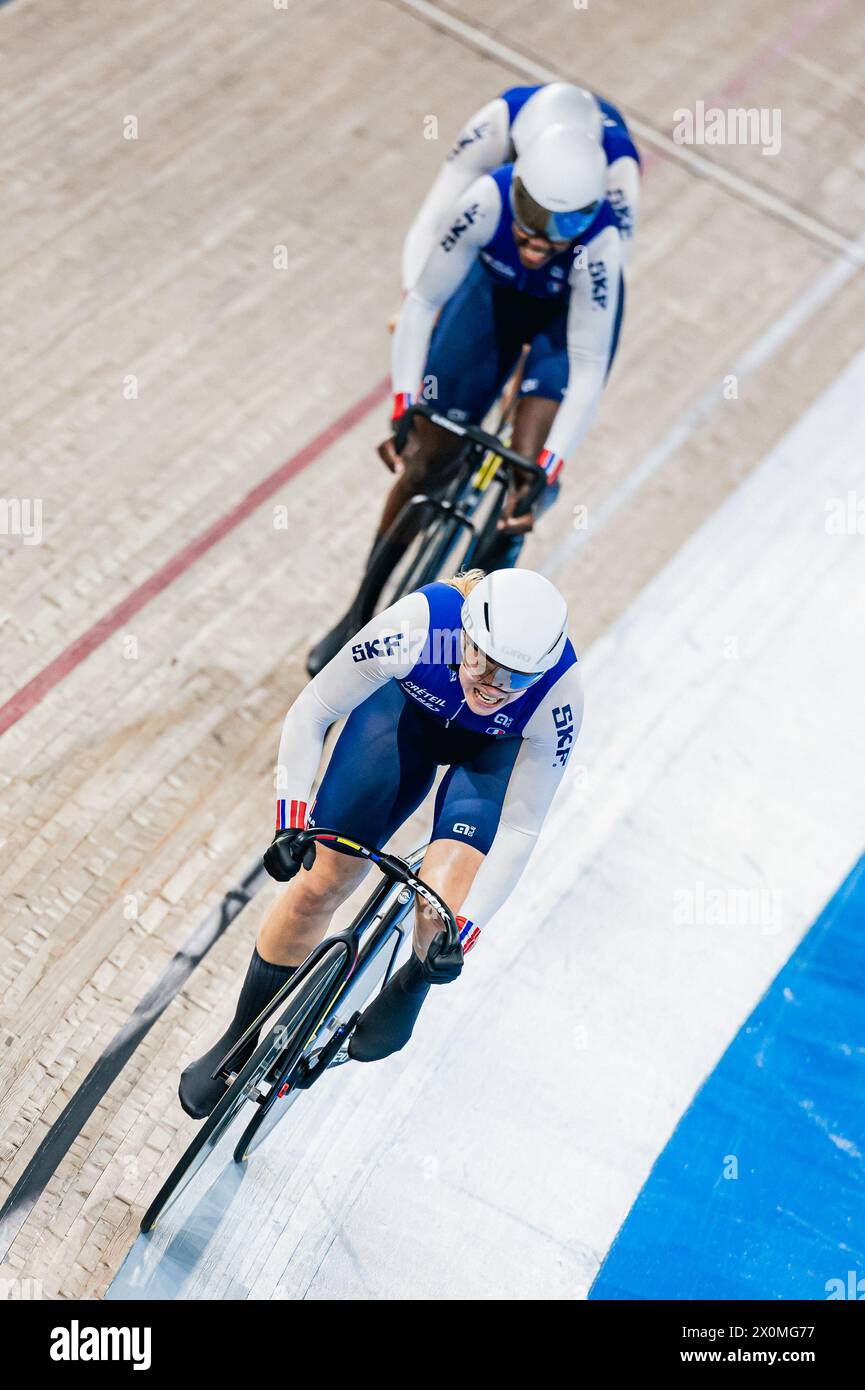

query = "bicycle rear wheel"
[233,886,415,1162]
[232,944,350,1163]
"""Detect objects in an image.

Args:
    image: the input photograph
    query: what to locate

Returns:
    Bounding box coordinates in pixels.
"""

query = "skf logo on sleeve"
[351,633,403,662]
[441,204,481,252]
[589,260,608,308]
[608,188,633,237]
[446,122,490,161]
[552,704,575,767]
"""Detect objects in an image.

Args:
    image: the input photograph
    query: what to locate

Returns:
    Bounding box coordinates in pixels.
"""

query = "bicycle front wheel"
[140,1059,260,1232]
[141,945,349,1231]
[232,945,349,1163]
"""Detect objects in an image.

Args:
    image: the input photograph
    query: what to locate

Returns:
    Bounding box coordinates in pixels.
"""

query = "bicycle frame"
[214,840,424,1084]
[140,832,457,1230]
[352,405,548,627]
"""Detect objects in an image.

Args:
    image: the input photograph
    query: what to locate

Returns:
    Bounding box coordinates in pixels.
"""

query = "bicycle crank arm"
[292,1012,361,1091]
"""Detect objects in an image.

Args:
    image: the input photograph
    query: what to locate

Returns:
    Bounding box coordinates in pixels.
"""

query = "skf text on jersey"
[552,704,575,767]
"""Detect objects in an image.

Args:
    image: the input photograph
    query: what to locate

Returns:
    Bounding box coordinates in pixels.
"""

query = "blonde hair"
[447,567,486,599]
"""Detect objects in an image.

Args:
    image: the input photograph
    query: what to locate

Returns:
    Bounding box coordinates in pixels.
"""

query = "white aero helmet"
[461,569,568,692]
[510,122,606,242]
[511,82,603,154]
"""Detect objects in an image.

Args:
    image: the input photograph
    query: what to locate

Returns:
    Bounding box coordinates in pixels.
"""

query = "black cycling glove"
[263,829,316,882]
[420,929,464,984]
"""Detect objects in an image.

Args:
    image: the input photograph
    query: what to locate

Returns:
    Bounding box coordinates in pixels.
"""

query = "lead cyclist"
[179,567,583,1118]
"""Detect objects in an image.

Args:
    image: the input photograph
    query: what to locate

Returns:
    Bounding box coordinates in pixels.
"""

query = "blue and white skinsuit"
[275,582,584,951]
[393,83,641,488]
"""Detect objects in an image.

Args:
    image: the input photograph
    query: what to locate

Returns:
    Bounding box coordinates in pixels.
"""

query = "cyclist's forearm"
[402,97,510,289]
[542,359,607,463]
[459,821,538,936]
[274,684,339,821]
[391,292,439,402]
[543,240,621,463]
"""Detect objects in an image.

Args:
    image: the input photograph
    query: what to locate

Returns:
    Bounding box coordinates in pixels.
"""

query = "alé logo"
[485,710,512,736]
[825,1271,865,1300]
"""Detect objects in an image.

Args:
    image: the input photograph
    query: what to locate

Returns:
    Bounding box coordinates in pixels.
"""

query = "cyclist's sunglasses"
[461,633,543,693]
[510,176,600,244]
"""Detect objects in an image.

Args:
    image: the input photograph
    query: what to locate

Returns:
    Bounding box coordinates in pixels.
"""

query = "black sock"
[227,948,297,1046]
[398,950,428,995]
[348,952,430,1063]
[179,948,296,1118]
[366,531,406,569]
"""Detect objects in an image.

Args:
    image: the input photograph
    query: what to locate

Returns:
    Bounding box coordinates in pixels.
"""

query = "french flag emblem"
[456,915,480,953]
[538,447,564,486]
[276,799,308,831]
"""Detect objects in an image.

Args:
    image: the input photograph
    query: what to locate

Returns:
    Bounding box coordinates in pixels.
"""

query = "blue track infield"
[590,853,865,1300]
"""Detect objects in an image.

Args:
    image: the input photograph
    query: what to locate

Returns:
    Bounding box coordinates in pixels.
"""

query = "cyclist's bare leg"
[376,414,466,538]
[348,836,483,1062]
[412,836,483,958]
[510,393,556,465]
[495,343,529,431]
[257,844,370,966]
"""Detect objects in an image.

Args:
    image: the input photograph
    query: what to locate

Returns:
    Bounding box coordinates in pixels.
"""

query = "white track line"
[390,0,865,265]
[542,228,865,578]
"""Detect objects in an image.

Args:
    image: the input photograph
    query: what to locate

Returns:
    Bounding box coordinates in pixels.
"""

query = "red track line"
[1,0,844,742]
[715,0,846,103]
[0,378,390,739]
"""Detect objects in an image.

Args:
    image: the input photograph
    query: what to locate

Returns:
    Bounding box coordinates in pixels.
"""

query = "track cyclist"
[180,568,583,1119]
[401,80,640,289]
[307,82,639,674]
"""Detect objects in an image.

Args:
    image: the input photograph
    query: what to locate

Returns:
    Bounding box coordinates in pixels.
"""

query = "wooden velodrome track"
[1,0,863,1298]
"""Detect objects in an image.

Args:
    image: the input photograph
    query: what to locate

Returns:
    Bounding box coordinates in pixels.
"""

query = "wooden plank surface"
[0,0,863,1297]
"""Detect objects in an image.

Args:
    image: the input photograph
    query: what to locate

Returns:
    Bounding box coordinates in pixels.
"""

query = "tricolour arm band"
[538,447,564,485]
[456,914,480,953]
[276,799,308,832]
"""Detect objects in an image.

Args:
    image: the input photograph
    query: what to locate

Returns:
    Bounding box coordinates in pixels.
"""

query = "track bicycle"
[306,403,547,675]
[140,829,457,1233]
[353,401,548,624]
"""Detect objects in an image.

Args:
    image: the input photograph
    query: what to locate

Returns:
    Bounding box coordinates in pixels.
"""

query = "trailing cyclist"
[401,80,640,289]
[179,567,583,1118]
[307,83,639,674]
